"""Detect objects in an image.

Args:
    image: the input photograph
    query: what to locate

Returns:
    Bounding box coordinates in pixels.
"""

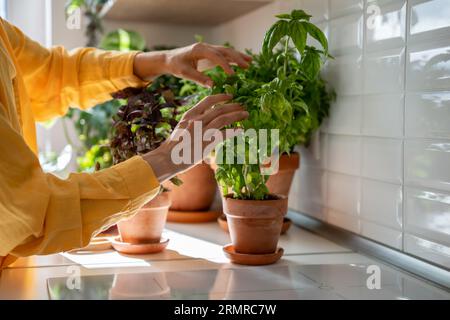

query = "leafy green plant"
[109,86,184,186]
[64,27,194,172]
[208,9,334,200]
[100,29,146,51]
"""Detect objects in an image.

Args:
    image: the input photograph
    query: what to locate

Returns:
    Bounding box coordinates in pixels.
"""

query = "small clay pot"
[266,152,300,197]
[222,194,288,254]
[117,191,171,244]
[163,162,216,211]
[218,214,292,235]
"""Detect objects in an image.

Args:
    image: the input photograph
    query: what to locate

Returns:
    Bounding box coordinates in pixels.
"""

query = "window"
[0,0,6,18]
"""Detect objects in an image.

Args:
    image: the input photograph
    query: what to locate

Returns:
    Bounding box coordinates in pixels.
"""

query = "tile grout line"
[401,0,410,254]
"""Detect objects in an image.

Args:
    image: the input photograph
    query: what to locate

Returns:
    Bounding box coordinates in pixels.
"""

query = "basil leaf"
[262,20,288,57]
[289,20,306,54]
[291,9,312,21]
[304,22,328,53]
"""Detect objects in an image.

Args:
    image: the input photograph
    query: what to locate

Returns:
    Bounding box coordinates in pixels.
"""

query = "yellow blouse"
[0,18,160,264]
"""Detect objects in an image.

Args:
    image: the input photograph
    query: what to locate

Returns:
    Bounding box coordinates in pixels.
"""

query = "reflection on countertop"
[1,221,449,300]
[47,263,450,300]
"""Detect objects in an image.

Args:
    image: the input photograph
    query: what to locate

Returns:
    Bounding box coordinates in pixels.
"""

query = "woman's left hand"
[133,42,252,87]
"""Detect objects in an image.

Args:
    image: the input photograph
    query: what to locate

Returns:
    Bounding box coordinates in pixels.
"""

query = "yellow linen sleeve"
[0,106,160,258]
[2,18,148,122]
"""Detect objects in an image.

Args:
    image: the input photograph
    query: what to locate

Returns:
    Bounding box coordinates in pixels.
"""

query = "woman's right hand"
[142,93,248,183]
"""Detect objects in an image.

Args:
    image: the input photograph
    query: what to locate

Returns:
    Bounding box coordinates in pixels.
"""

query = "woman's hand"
[142,94,248,183]
[133,43,252,87]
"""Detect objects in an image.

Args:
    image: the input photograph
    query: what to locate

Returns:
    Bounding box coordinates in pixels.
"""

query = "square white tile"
[362,137,403,183]
[327,209,361,233]
[327,172,361,216]
[361,178,403,229]
[404,139,450,191]
[290,167,327,218]
[405,91,450,139]
[409,0,450,43]
[329,13,363,55]
[325,53,363,94]
[327,94,362,135]
[360,220,403,249]
[364,47,405,94]
[362,93,404,138]
[405,186,450,246]
[406,39,450,91]
[365,0,406,52]
[328,134,361,176]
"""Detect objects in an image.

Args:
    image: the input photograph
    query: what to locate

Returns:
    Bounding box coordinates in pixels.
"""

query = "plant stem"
[283,37,290,77]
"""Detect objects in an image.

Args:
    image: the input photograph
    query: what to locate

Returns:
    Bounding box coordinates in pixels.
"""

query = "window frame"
[0,0,6,18]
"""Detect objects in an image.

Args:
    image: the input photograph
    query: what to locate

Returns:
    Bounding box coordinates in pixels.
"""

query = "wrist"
[142,143,178,183]
[133,51,169,81]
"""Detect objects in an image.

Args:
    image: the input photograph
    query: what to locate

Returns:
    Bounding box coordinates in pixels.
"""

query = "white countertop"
[1,221,448,300]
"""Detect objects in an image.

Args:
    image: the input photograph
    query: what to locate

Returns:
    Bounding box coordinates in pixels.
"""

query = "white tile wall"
[405,92,450,139]
[291,0,450,268]
[362,94,404,138]
[212,0,450,268]
[361,137,403,183]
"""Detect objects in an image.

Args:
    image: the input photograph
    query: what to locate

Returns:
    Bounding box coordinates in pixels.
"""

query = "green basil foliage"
[186,9,335,200]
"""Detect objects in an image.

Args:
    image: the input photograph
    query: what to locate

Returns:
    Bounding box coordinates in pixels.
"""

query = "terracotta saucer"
[218,215,292,234]
[111,236,169,254]
[223,244,284,266]
[167,210,222,223]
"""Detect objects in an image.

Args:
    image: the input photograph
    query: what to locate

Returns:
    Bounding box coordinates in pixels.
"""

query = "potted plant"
[108,85,183,254]
[163,162,217,212]
[207,9,331,264]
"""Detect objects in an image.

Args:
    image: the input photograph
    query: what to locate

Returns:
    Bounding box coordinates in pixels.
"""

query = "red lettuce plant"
[109,85,187,185]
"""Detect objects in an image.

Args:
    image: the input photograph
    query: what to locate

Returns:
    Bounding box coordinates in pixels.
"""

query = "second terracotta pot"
[163,162,216,211]
[266,152,300,197]
[117,191,171,244]
[222,194,288,254]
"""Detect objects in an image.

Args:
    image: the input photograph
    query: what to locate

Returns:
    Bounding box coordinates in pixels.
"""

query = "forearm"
[133,51,168,81]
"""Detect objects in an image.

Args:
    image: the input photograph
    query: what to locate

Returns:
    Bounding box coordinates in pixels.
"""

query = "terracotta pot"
[163,162,216,211]
[117,191,171,244]
[266,152,300,197]
[222,194,288,254]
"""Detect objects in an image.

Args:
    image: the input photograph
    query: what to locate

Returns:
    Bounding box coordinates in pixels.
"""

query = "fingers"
[205,110,249,131]
[193,43,235,75]
[199,103,244,125]
[203,47,235,75]
[181,67,214,88]
[216,47,251,69]
[184,93,233,118]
